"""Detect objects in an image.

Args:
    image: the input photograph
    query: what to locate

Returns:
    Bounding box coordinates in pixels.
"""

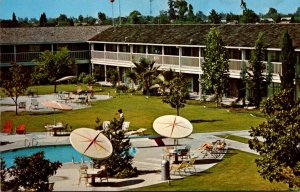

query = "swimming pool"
[1,145,138,168]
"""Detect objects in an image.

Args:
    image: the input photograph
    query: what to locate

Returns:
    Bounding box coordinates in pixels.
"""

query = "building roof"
[0,26,111,45]
[89,24,300,49]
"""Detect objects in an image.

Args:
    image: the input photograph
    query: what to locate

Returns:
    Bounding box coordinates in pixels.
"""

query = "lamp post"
[110,0,115,26]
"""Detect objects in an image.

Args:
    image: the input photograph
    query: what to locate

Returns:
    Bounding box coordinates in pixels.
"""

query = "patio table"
[86,168,104,185]
[45,124,65,136]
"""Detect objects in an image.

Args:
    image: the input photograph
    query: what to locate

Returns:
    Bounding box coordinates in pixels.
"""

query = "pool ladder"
[24,138,39,147]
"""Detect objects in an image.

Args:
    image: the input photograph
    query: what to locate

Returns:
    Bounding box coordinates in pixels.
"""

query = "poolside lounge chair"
[185,157,197,173]
[2,119,13,134]
[170,161,189,176]
[125,128,147,136]
[16,124,26,134]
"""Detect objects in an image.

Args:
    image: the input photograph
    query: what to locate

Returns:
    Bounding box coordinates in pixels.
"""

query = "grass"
[133,149,288,191]
[217,134,250,144]
[1,84,286,190]
[1,85,265,135]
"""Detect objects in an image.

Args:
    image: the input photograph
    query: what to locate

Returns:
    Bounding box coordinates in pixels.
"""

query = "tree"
[94,118,138,178]
[168,0,176,21]
[201,27,230,107]
[162,73,189,116]
[106,68,120,88]
[249,89,300,189]
[33,47,75,93]
[1,152,62,191]
[98,12,107,22]
[1,63,30,115]
[280,30,296,102]
[174,0,188,20]
[208,9,221,24]
[39,12,47,27]
[11,12,18,27]
[240,9,260,23]
[131,57,160,95]
[128,10,142,24]
[187,4,195,21]
[78,14,84,23]
[247,32,266,107]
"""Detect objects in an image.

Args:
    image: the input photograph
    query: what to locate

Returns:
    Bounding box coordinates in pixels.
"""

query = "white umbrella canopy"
[153,115,193,139]
[70,128,113,160]
[41,100,72,110]
[56,76,76,82]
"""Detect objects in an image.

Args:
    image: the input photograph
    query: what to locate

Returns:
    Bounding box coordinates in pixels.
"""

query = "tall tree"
[201,27,229,107]
[11,12,18,27]
[208,9,221,24]
[249,89,300,189]
[128,10,142,24]
[1,63,30,115]
[39,12,47,27]
[187,4,195,21]
[162,73,189,116]
[168,0,176,21]
[280,30,296,101]
[174,0,188,20]
[247,32,266,108]
[33,47,75,93]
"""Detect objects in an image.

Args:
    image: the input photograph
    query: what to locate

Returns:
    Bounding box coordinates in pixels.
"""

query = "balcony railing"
[91,50,283,76]
[1,50,90,63]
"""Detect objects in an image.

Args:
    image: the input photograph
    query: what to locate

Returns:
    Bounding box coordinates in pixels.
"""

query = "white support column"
[199,47,202,100]
[104,65,107,83]
[178,46,182,73]
[13,45,17,63]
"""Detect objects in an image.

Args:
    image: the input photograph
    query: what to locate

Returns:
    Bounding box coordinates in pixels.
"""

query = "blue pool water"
[1,145,138,168]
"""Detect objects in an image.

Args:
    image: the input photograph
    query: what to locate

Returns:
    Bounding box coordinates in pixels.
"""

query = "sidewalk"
[0,130,257,191]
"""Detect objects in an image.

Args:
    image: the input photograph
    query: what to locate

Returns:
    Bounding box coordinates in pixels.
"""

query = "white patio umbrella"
[41,100,72,111]
[56,76,76,82]
[41,100,72,124]
[153,115,193,139]
[70,128,113,160]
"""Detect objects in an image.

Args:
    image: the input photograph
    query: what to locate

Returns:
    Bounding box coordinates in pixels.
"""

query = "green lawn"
[1,85,287,190]
[217,134,250,144]
[1,85,264,135]
[133,149,288,191]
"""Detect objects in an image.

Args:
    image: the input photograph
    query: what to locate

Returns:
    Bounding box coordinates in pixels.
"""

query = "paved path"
[0,130,258,191]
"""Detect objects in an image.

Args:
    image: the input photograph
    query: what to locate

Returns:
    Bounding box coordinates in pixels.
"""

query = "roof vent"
[189,38,194,44]
[124,36,128,42]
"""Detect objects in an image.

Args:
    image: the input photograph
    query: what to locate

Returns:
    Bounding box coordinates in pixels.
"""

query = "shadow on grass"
[90,179,145,187]
[190,119,223,123]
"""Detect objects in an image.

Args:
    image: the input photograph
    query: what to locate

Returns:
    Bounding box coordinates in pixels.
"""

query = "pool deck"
[0,130,258,191]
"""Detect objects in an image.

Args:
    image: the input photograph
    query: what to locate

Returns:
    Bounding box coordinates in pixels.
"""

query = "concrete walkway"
[0,130,258,191]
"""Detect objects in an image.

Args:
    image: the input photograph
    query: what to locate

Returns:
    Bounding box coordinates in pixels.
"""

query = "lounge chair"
[198,137,228,159]
[125,128,147,136]
[2,119,13,134]
[170,161,189,176]
[185,157,197,173]
[16,124,26,134]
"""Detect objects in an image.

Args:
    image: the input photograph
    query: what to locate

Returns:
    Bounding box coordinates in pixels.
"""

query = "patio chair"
[102,121,110,130]
[78,165,89,186]
[2,119,13,134]
[30,98,39,110]
[16,124,26,134]
[170,161,189,176]
[122,121,130,131]
[162,146,174,160]
[185,157,197,173]
[125,128,147,136]
[97,165,108,183]
[18,101,26,109]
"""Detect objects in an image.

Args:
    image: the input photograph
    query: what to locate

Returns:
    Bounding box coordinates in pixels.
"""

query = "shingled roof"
[0,26,111,45]
[89,24,300,49]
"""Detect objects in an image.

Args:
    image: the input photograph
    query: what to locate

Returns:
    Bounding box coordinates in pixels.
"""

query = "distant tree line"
[1,0,300,27]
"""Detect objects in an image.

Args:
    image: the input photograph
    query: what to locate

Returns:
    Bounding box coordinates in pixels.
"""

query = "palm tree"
[131,57,160,95]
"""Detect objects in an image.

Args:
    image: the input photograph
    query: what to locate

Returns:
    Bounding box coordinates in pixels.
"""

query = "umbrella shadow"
[90,179,145,187]
[190,119,223,123]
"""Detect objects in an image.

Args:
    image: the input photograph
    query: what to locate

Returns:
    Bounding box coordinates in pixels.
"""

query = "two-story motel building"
[1,24,300,98]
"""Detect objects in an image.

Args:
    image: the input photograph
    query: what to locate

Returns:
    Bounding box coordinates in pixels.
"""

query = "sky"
[1,0,300,20]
